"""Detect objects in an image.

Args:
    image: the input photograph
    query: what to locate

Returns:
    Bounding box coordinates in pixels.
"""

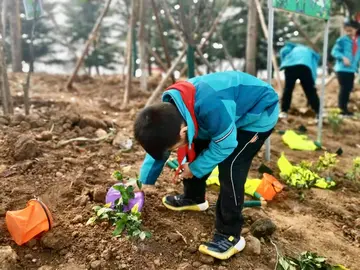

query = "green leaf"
[136,179,142,190]
[92,206,102,212]
[113,222,125,236]
[86,216,97,225]
[145,231,152,238]
[112,171,123,182]
[97,207,113,217]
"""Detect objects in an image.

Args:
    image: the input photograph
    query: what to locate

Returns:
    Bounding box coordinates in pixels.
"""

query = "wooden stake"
[138,0,147,91]
[145,49,186,107]
[123,0,137,107]
[65,0,112,90]
[254,0,282,89]
[151,0,175,83]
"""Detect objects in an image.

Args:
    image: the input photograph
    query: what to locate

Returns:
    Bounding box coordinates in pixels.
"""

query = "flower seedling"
[327,108,343,133]
[87,172,150,240]
[346,157,360,181]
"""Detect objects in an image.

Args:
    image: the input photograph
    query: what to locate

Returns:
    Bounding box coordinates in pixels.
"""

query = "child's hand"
[343,57,351,66]
[179,163,193,180]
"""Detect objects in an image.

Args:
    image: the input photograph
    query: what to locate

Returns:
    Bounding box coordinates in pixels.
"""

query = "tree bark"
[138,0,147,91]
[122,0,137,107]
[151,0,175,83]
[245,0,258,76]
[9,0,22,72]
[65,0,112,90]
[145,49,186,107]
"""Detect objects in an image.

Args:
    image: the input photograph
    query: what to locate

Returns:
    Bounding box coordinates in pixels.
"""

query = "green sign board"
[273,0,331,20]
[22,0,44,20]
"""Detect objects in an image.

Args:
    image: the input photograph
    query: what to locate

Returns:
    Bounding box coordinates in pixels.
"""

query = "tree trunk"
[245,0,258,76]
[65,0,112,90]
[2,0,8,40]
[122,0,137,107]
[0,19,13,114]
[10,0,22,72]
[138,0,147,91]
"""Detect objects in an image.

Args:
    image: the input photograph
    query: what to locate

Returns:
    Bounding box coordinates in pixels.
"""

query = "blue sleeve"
[139,153,168,185]
[331,38,345,60]
[280,43,295,62]
[189,102,238,178]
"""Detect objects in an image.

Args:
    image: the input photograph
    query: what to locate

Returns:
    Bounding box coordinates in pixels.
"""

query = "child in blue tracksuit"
[279,42,320,118]
[134,71,279,260]
[331,20,360,116]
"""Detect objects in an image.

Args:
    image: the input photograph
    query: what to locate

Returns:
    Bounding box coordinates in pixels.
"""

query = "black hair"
[344,19,359,29]
[134,102,184,160]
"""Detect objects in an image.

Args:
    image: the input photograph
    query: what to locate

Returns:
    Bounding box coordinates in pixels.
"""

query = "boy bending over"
[134,71,279,260]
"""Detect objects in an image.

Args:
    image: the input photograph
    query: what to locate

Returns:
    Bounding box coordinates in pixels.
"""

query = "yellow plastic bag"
[282,130,318,151]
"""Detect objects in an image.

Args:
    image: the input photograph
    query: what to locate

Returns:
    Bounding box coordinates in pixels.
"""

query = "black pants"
[336,72,354,113]
[183,129,272,238]
[282,65,320,114]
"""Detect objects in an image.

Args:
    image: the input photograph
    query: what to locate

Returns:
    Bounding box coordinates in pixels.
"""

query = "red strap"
[352,36,358,56]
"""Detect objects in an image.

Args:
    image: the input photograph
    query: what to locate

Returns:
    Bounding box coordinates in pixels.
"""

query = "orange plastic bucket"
[256,173,283,201]
[6,199,53,245]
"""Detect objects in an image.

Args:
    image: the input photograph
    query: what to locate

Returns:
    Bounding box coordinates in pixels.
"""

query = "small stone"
[116,256,121,260]
[244,235,261,255]
[98,164,106,171]
[101,250,111,260]
[250,218,276,238]
[168,233,182,243]
[119,263,128,269]
[199,254,214,265]
[72,231,79,238]
[86,167,95,173]
[90,260,101,269]
[242,228,250,235]
[71,215,83,224]
[36,131,52,141]
[56,172,64,178]
[199,265,212,270]
[192,261,202,267]
[27,239,37,248]
[0,117,9,125]
[75,195,89,206]
[177,262,192,270]
[218,266,227,270]
[95,129,107,138]
[355,218,360,229]
[93,187,107,203]
[0,246,18,270]
[14,134,39,161]
[32,258,37,263]
[25,254,33,260]
[20,121,31,130]
[154,259,161,266]
[187,244,198,253]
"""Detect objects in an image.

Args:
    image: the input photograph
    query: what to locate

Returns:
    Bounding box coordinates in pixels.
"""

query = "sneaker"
[162,194,209,211]
[198,233,246,260]
[279,111,288,119]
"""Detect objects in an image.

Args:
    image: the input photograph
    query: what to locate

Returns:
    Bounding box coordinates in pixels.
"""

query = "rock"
[244,235,261,255]
[101,249,111,260]
[90,260,101,269]
[250,218,276,238]
[93,187,106,203]
[154,259,161,266]
[199,266,212,270]
[85,167,95,173]
[168,233,182,243]
[218,266,227,270]
[41,231,70,251]
[119,263,128,269]
[187,244,198,253]
[95,129,107,138]
[36,131,52,141]
[71,215,83,224]
[199,254,214,265]
[72,231,79,238]
[38,266,53,270]
[98,164,106,171]
[192,261,202,267]
[20,121,31,130]
[25,253,33,260]
[112,132,133,150]
[78,117,107,130]
[177,262,193,270]
[32,258,37,263]
[242,228,250,235]
[0,246,18,270]
[74,195,89,206]
[355,218,360,229]
[56,172,64,178]
[0,117,9,125]
[14,135,39,161]
[26,239,37,248]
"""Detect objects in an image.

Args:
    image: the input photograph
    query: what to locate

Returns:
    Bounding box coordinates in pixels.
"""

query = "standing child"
[279,42,320,119]
[134,71,279,260]
[331,20,360,116]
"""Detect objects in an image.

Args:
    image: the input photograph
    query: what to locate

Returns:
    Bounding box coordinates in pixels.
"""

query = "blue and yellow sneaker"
[199,233,246,260]
[162,194,209,211]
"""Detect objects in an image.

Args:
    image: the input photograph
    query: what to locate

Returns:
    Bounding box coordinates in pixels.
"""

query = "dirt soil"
[0,73,360,270]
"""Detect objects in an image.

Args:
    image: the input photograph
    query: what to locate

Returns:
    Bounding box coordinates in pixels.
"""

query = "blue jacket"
[280,42,320,81]
[139,71,280,185]
[331,35,360,73]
